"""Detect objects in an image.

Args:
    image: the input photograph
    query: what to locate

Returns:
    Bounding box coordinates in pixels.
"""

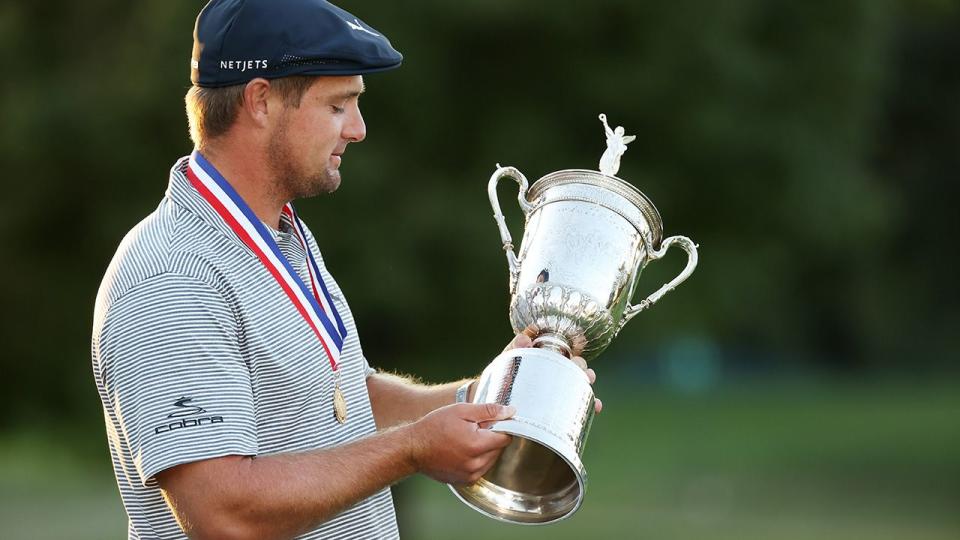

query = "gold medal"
[333,383,348,424]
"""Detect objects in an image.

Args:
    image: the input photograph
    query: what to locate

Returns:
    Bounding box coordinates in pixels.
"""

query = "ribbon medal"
[186,152,350,424]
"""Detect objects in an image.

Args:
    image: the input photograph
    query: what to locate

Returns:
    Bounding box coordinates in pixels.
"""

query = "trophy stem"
[532,333,572,358]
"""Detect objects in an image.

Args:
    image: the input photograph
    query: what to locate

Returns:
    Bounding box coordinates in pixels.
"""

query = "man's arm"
[365,372,470,429]
[365,333,534,429]
[157,402,515,540]
[366,333,602,430]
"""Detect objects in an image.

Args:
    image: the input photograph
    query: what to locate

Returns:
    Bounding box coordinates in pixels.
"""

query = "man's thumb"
[462,402,516,422]
[503,331,534,352]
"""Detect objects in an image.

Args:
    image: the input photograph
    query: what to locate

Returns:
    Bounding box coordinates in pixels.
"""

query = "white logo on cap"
[345,18,380,37]
[219,59,269,72]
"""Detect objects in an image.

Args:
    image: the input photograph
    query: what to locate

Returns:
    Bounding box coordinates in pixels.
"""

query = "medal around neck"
[185,152,351,429]
[333,383,348,424]
[449,114,699,524]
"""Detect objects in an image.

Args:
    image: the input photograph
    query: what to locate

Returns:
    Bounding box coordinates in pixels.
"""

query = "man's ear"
[240,78,273,128]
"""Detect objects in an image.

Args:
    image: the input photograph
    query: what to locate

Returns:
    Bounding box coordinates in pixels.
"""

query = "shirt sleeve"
[96,272,258,487]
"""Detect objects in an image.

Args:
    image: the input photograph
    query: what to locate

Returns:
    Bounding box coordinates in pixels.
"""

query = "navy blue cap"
[191,0,403,87]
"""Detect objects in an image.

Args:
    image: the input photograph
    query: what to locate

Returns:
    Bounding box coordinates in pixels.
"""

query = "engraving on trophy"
[510,284,612,358]
[494,356,523,405]
[607,263,631,314]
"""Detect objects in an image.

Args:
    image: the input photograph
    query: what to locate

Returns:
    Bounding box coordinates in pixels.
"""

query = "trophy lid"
[527,169,664,248]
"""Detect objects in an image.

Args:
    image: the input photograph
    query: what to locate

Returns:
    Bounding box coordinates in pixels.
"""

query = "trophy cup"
[449,114,699,524]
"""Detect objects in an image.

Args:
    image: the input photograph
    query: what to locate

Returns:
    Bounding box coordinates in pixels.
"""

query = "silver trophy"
[450,114,699,524]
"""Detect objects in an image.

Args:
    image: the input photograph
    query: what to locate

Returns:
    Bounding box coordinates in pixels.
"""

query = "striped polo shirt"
[91,156,399,539]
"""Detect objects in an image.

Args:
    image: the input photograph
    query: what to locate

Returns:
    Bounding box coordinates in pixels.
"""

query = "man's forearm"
[366,371,472,429]
[160,424,417,540]
[365,333,538,430]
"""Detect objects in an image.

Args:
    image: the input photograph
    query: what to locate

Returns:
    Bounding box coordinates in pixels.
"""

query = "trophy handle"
[488,165,535,291]
[620,235,699,328]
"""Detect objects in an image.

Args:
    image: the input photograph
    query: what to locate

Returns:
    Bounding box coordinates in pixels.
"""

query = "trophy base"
[449,347,595,524]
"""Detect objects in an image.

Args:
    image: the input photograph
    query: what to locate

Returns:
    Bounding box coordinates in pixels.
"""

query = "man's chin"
[323,170,342,193]
[307,170,341,197]
[288,170,341,200]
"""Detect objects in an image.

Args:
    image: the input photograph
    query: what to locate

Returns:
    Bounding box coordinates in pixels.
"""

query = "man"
[91,1,599,539]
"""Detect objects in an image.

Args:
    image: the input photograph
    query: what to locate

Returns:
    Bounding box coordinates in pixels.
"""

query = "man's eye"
[331,105,345,114]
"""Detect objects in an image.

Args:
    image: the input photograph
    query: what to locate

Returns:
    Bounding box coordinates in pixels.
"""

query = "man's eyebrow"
[331,84,366,100]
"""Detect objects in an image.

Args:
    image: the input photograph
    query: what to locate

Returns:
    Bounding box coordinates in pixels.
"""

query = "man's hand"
[498,332,603,414]
[408,402,515,484]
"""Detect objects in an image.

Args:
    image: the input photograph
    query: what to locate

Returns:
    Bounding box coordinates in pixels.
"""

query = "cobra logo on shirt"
[166,397,206,418]
[154,397,224,435]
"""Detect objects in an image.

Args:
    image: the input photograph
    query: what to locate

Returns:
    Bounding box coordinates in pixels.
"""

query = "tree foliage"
[0,0,956,431]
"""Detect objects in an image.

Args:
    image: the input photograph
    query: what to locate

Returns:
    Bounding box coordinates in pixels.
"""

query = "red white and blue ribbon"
[282,205,348,340]
[185,151,346,370]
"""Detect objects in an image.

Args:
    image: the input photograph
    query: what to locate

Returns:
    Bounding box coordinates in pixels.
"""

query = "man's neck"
[199,142,287,229]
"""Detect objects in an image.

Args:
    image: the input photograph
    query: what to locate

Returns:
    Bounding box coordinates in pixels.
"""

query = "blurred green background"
[1,0,958,538]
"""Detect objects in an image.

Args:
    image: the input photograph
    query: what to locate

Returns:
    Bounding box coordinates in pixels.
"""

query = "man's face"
[266,75,366,199]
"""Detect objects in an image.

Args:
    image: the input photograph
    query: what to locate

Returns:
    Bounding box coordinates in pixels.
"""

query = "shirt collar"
[166,156,276,257]
[165,154,305,256]
[165,156,242,246]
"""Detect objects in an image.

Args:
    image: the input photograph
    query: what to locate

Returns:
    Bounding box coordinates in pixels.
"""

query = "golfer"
[91,1,599,538]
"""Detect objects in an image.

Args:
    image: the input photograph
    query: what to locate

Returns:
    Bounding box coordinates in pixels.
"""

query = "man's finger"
[460,402,516,422]
[503,332,534,352]
[571,356,587,371]
[475,446,507,463]
[474,430,513,450]
[586,368,596,384]
[594,397,603,414]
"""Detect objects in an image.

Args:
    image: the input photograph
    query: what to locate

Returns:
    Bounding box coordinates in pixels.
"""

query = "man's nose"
[344,107,366,143]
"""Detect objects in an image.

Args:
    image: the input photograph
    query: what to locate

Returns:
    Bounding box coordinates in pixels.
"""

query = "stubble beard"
[266,114,341,202]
